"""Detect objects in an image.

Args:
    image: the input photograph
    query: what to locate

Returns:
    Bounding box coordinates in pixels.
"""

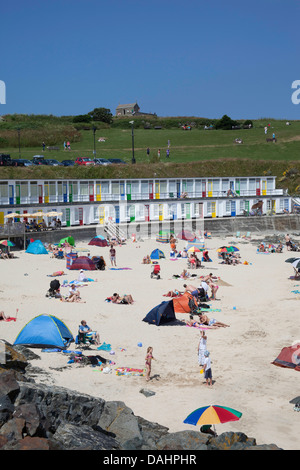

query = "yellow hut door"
[212,202,216,218]
[262,180,267,196]
[208,181,213,197]
[159,204,164,221]
[96,183,101,202]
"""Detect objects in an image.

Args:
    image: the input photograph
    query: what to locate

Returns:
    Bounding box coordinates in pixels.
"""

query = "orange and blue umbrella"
[183,405,242,426]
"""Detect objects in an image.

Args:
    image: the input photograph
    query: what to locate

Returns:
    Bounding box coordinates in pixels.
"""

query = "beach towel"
[1,317,17,322]
[116,367,145,376]
[186,324,211,330]
[47,271,65,277]
[291,290,300,294]
[109,267,132,270]
[97,342,112,351]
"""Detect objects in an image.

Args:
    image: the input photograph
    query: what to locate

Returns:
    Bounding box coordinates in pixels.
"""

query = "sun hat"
[204,351,210,357]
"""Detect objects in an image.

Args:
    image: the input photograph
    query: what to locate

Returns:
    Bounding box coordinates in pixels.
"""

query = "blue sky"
[1,0,300,119]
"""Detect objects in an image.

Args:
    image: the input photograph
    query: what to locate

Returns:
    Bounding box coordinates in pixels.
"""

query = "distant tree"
[73,114,92,123]
[88,107,113,124]
[243,119,253,128]
[215,114,238,130]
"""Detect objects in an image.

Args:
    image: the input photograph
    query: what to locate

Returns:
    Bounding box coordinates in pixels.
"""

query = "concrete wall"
[25,214,300,246]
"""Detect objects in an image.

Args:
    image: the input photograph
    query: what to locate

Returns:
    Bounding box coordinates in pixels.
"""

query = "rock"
[0,395,14,426]
[14,403,42,437]
[97,401,144,449]
[137,416,169,449]
[156,430,208,450]
[0,343,28,374]
[207,432,256,450]
[50,423,120,450]
[2,436,49,450]
[139,388,156,397]
[0,369,20,399]
[15,381,106,432]
[0,417,25,441]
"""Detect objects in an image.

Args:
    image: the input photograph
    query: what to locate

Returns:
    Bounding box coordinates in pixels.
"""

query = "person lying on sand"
[198,314,229,328]
[111,293,134,304]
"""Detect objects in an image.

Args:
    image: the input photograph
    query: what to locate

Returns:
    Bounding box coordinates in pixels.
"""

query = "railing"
[0,188,286,206]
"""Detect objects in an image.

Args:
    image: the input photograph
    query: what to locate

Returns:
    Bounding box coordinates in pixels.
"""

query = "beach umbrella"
[285,258,300,264]
[292,259,300,269]
[183,405,242,426]
[0,240,15,247]
[31,211,45,218]
[45,211,63,217]
[187,246,202,253]
[4,213,20,219]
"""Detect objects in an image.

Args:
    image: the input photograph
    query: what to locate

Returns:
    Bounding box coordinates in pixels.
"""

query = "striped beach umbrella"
[183,405,242,426]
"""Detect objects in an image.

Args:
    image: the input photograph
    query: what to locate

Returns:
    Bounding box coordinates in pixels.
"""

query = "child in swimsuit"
[145,346,155,382]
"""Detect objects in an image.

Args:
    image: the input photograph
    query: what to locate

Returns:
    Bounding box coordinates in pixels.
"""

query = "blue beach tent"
[150,249,165,260]
[143,300,176,326]
[26,240,48,255]
[14,314,74,349]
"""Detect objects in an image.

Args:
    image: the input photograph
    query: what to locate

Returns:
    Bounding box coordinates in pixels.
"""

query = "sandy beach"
[1,231,300,450]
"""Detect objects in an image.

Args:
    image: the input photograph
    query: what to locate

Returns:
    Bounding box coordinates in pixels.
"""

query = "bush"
[215,115,238,130]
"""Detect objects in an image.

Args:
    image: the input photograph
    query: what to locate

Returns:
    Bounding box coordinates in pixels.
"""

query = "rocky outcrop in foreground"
[0,342,282,450]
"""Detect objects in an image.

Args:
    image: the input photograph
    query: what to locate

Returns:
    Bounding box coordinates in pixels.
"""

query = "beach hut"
[150,249,165,260]
[272,344,300,371]
[88,235,109,247]
[14,314,74,349]
[69,256,96,271]
[143,300,176,326]
[25,240,48,255]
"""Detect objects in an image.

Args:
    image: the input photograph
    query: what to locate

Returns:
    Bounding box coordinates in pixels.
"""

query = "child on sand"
[203,351,212,386]
[145,346,156,382]
[198,330,207,366]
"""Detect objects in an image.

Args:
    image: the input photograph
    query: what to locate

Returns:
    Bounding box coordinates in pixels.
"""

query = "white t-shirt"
[204,357,211,370]
[200,281,209,292]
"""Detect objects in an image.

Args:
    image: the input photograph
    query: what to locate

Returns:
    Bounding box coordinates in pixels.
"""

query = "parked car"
[107,158,127,164]
[0,154,12,166]
[32,156,48,165]
[93,158,112,166]
[75,157,95,166]
[16,159,33,167]
[44,159,63,166]
[11,159,34,167]
[61,160,75,166]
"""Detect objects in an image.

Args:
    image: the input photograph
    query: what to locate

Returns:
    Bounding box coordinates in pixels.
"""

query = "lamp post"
[17,128,21,158]
[92,126,96,159]
[129,120,136,164]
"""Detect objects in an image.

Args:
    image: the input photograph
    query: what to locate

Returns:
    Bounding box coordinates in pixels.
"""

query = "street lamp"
[92,126,96,159]
[17,128,21,158]
[129,120,136,164]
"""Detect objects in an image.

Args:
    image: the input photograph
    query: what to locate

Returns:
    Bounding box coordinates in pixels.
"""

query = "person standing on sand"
[203,350,212,387]
[198,330,207,367]
[145,346,156,382]
[109,244,116,266]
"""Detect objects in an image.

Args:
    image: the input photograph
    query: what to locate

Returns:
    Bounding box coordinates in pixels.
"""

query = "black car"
[45,159,63,166]
[61,160,75,166]
[0,154,12,166]
[11,159,33,167]
[107,158,127,164]
[32,156,48,165]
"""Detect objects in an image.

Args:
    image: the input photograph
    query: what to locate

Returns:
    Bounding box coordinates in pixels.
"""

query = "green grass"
[1,116,300,193]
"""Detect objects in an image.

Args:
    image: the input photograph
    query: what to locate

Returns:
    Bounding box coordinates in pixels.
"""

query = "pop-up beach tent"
[58,236,75,247]
[272,344,300,371]
[143,300,176,326]
[150,249,165,260]
[173,292,196,314]
[14,314,74,349]
[69,256,96,270]
[25,240,48,255]
[88,235,109,247]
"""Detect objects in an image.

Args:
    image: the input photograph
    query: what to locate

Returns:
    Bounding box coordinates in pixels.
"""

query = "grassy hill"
[1,114,300,194]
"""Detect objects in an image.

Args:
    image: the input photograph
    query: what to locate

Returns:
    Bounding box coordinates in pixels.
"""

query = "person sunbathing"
[198,314,229,328]
[180,269,190,279]
[111,293,134,304]
[186,314,202,328]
